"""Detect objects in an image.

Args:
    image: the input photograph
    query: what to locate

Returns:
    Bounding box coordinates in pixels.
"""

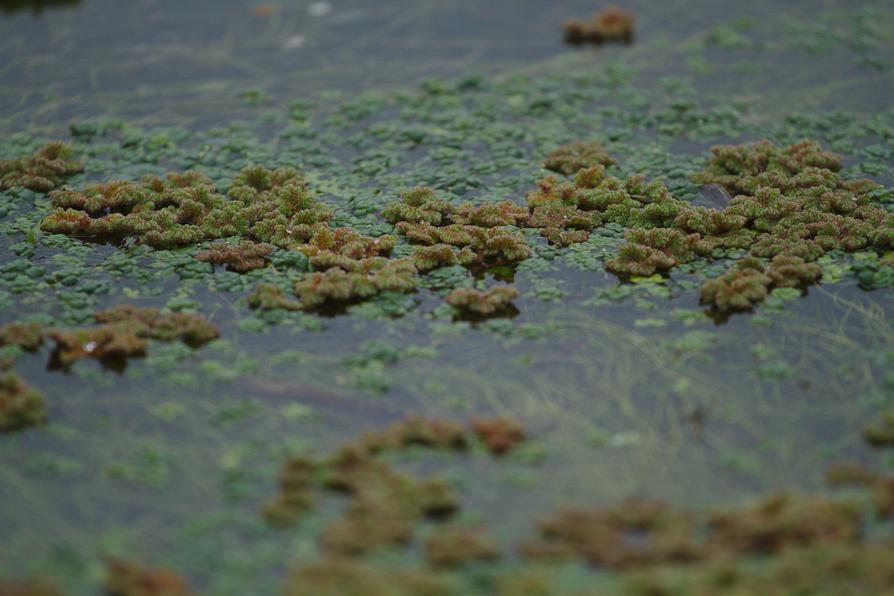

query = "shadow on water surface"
[0,0,80,15]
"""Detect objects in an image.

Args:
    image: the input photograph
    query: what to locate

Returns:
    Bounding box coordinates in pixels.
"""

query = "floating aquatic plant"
[864,411,894,447]
[522,499,701,567]
[284,559,453,596]
[470,417,526,455]
[0,372,46,432]
[707,493,860,554]
[104,559,191,596]
[424,526,499,569]
[0,322,44,351]
[446,286,520,319]
[563,6,636,45]
[543,141,616,176]
[293,258,418,310]
[0,141,83,192]
[195,241,273,273]
[247,283,303,311]
[48,306,218,368]
[0,578,63,596]
[262,456,317,527]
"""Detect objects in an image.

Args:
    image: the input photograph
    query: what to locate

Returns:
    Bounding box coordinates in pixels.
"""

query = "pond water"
[1,0,893,594]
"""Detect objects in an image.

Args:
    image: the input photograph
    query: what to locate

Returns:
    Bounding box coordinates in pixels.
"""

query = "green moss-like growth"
[425,526,499,569]
[543,141,616,176]
[563,6,636,45]
[0,141,83,192]
[446,286,520,319]
[0,322,44,351]
[104,559,191,596]
[0,372,46,432]
[195,241,273,273]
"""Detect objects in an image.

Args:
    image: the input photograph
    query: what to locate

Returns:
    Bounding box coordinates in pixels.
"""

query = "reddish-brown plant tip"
[425,526,500,569]
[194,241,273,272]
[563,6,636,45]
[0,322,44,351]
[104,559,191,596]
[0,141,83,192]
[470,417,525,455]
[0,372,47,432]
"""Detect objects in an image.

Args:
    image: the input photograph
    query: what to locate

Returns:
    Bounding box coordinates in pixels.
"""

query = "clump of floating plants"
[826,465,894,519]
[37,140,893,322]
[528,139,892,316]
[470,417,526,455]
[284,559,452,596]
[195,241,273,273]
[0,372,46,432]
[543,141,617,176]
[267,444,894,595]
[521,499,702,567]
[262,416,527,557]
[863,411,894,447]
[104,559,192,596]
[446,286,519,319]
[0,141,83,192]
[0,322,44,351]
[425,526,500,569]
[47,306,218,368]
[563,5,636,45]
[0,578,63,596]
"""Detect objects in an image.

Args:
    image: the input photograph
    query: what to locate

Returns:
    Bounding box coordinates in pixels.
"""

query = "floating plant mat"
[1,0,894,594]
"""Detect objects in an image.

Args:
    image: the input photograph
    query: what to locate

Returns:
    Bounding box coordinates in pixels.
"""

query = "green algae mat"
[2,0,894,594]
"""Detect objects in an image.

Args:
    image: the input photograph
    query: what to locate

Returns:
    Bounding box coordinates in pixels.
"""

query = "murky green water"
[1,0,893,593]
